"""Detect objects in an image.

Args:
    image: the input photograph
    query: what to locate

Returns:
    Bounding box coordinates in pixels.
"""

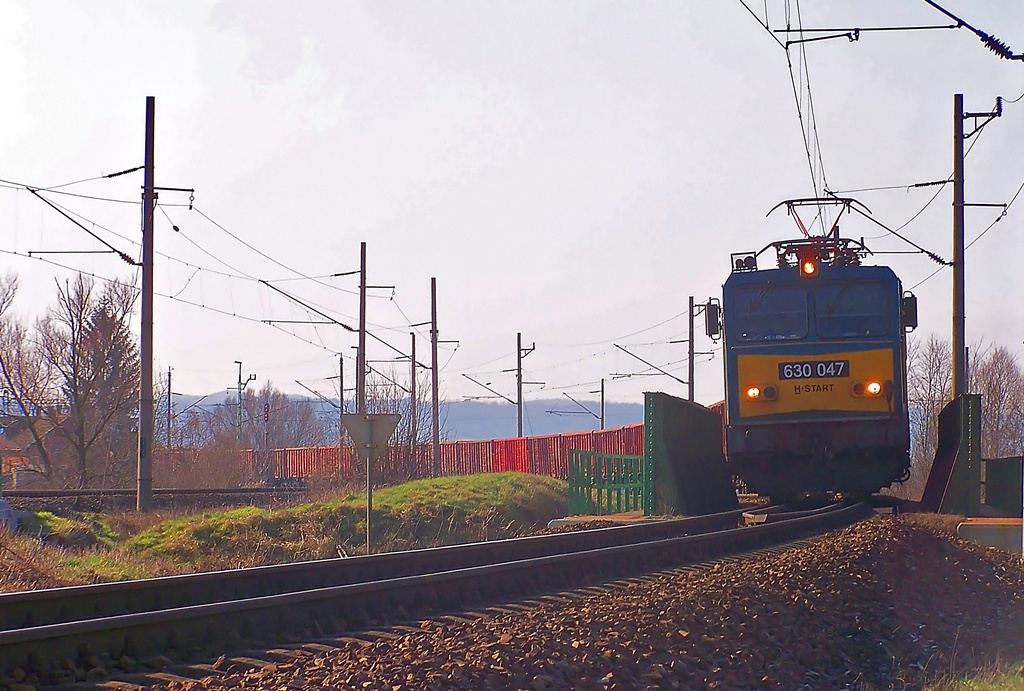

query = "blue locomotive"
[711,201,917,497]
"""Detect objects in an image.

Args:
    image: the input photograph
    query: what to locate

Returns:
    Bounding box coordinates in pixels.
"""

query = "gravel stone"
[149,516,1024,690]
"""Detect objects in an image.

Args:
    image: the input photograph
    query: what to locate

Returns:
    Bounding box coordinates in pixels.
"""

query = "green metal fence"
[568,450,650,516]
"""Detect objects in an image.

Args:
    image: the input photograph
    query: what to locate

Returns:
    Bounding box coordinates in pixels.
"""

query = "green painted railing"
[568,450,650,516]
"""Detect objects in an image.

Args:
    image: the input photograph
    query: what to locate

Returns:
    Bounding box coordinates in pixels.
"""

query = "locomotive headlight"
[746,385,777,401]
[801,259,817,276]
[852,380,884,397]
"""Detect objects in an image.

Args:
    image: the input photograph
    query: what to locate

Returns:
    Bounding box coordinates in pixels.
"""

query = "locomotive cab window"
[814,281,890,338]
[733,284,807,341]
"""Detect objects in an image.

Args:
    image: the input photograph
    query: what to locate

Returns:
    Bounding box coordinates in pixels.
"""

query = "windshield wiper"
[826,279,855,316]
[749,281,774,313]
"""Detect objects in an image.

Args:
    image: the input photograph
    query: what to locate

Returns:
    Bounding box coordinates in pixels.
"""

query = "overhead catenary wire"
[8,186,427,349]
[26,188,137,265]
[921,0,1024,61]
[5,170,716,407]
[909,175,1024,291]
[5,177,443,346]
[0,247,359,365]
[189,206,382,300]
[1,183,442,399]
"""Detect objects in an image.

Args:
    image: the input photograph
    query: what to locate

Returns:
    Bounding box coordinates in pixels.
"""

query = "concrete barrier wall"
[984,456,1023,517]
[957,519,1023,554]
[644,392,738,516]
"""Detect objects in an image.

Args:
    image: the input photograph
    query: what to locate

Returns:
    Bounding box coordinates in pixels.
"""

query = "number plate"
[777,360,849,380]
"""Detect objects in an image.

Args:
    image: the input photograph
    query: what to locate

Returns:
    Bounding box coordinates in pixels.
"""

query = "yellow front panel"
[736,348,895,418]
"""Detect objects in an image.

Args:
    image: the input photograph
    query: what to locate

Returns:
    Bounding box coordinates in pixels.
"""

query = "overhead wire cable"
[848,205,948,265]
[159,205,257,279]
[191,206,369,299]
[736,0,786,48]
[782,0,831,232]
[26,188,137,265]
[542,309,689,349]
[260,279,427,367]
[921,0,1024,61]
[966,177,1024,250]
[841,130,985,240]
[909,175,1024,290]
[0,247,139,294]
[160,206,402,332]
[9,186,418,339]
[0,248,357,360]
[796,0,830,200]
[186,207,425,337]
[13,184,242,290]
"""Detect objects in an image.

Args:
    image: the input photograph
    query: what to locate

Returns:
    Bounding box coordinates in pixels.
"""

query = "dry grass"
[0,528,191,592]
[0,531,77,590]
[926,662,1024,690]
[0,473,569,588]
[903,511,966,538]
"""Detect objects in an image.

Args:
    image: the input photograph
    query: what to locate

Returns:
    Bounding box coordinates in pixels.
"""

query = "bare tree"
[0,274,59,477]
[238,382,326,450]
[364,367,438,483]
[197,383,328,481]
[153,367,170,449]
[0,275,140,488]
[906,334,952,494]
[899,334,1024,500]
[970,344,1024,459]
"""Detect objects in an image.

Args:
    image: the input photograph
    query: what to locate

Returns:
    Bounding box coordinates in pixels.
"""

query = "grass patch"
[928,664,1024,690]
[61,551,172,582]
[16,511,108,548]
[1,473,568,589]
[124,472,567,569]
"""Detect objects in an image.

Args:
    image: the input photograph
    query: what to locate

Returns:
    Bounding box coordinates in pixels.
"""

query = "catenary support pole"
[357,242,367,413]
[410,332,417,476]
[431,278,440,477]
[517,332,523,437]
[138,96,155,512]
[339,353,344,449]
[366,420,373,554]
[600,378,605,430]
[952,93,966,400]
[688,296,695,402]
[236,361,243,445]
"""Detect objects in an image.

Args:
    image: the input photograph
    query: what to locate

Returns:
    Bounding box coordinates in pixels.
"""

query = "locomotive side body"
[722,259,911,496]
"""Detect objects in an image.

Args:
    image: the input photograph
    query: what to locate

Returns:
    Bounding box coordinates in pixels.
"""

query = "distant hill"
[441,399,644,440]
[173,395,644,442]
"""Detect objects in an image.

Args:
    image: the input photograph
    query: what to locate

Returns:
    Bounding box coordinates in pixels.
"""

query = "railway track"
[2,488,305,498]
[3,487,308,514]
[0,500,870,684]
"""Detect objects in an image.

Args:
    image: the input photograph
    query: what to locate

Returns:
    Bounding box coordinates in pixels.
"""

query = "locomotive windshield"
[732,284,807,341]
[815,281,890,338]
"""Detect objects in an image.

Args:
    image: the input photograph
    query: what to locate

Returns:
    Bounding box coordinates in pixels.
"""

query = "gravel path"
[153,515,1024,690]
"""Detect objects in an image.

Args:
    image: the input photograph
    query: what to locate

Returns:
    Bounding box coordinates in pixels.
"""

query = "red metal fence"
[261,423,644,482]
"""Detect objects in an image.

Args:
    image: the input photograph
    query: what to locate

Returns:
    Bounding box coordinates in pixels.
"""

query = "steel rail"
[0,502,869,672]
[0,507,750,631]
[3,487,306,498]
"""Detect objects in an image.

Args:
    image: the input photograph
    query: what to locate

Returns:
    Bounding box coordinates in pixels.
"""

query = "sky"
[0,0,1022,424]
